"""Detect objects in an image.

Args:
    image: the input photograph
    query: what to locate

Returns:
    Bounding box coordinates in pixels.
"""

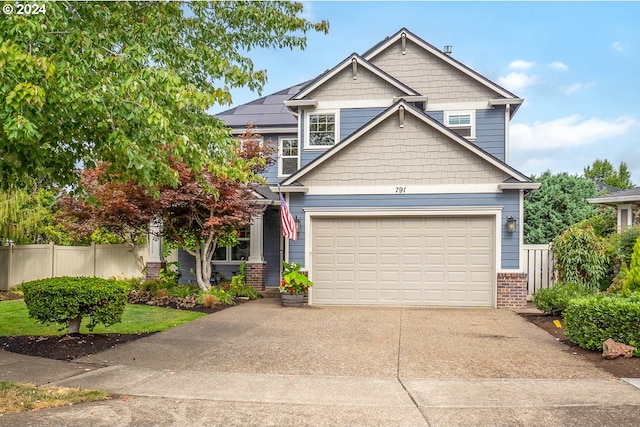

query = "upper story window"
[445,111,475,140]
[279,137,299,177]
[306,111,339,148]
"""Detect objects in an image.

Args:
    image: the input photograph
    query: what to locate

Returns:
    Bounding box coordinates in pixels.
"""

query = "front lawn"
[0,300,206,336]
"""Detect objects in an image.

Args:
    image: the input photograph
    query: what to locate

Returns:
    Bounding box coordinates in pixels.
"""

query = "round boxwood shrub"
[532,281,594,316]
[564,293,640,356]
[22,277,130,334]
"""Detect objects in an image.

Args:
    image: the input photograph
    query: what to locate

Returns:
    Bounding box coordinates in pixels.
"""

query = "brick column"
[246,262,266,291]
[145,262,166,280]
[496,272,527,309]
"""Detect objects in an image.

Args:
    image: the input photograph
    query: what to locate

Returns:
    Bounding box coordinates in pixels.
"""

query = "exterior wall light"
[294,215,301,232]
[506,216,517,233]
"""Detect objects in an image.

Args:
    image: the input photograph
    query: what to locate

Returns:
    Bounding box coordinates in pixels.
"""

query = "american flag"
[279,191,298,241]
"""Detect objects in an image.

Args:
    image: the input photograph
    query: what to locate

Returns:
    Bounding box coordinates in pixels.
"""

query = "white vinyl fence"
[523,244,555,299]
[0,243,146,290]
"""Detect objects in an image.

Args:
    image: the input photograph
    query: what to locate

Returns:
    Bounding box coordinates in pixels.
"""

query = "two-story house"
[179,28,539,308]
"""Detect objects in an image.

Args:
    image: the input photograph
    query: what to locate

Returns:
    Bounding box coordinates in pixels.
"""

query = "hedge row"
[564,294,640,356]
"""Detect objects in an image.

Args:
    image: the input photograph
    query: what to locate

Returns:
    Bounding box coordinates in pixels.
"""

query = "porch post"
[247,215,266,290]
[146,218,165,280]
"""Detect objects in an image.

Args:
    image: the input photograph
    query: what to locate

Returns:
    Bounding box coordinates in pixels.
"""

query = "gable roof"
[363,28,523,114]
[280,100,534,188]
[286,53,421,104]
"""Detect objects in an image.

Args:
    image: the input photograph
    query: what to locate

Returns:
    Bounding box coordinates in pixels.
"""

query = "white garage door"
[311,216,495,306]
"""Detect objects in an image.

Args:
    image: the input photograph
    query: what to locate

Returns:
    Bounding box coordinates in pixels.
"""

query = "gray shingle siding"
[286,192,521,270]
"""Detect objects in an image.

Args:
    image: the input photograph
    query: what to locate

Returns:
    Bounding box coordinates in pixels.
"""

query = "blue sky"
[213,1,640,185]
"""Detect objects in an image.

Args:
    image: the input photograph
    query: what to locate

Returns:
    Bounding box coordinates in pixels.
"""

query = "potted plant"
[279,261,313,307]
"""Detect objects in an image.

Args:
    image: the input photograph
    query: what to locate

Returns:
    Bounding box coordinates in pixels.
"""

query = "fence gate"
[523,244,555,299]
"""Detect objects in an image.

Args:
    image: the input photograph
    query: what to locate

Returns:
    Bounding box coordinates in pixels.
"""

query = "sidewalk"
[2,299,640,426]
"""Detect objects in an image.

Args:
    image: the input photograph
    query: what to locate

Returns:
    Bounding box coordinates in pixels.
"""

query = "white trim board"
[303,184,503,196]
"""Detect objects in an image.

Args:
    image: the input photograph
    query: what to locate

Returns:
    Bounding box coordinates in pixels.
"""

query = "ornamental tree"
[55,163,160,268]
[160,162,264,291]
[57,126,273,289]
[0,1,328,190]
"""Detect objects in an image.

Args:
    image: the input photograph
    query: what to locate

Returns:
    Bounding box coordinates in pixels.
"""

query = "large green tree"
[583,159,634,190]
[0,1,328,190]
[0,186,73,245]
[524,171,599,244]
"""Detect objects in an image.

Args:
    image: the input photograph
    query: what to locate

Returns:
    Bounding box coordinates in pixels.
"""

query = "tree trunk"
[68,317,81,335]
[187,237,217,291]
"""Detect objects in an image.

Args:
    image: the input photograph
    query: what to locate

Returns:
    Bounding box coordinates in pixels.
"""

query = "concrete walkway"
[2,298,640,426]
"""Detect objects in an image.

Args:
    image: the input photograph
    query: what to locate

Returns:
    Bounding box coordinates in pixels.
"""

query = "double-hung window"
[306,111,338,148]
[213,228,250,262]
[279,137,299,177]
[445,111,475,140]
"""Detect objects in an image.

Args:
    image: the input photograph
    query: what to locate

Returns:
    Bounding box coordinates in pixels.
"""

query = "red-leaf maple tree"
[56,164,160,269]
[57,125,274,289]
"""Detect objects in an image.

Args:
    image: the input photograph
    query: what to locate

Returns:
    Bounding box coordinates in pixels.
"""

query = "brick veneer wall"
[246,262,266,291]
[496,272,527,309]
[145,262,166,280]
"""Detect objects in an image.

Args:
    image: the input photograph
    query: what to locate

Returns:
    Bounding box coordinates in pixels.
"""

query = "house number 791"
[395,187,406,193]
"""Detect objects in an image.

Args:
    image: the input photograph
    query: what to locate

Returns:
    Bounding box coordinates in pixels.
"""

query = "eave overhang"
[498,182,540,191]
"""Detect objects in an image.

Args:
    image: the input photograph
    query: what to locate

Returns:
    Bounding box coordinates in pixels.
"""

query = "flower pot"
[281,292,304,307]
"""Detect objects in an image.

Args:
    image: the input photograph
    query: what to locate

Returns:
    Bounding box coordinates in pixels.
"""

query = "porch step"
[259,288,281,299]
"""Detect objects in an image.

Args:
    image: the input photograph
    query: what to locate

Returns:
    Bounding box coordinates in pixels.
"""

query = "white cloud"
[509,60,535,70]
[612,41,624,52]
[548,61,568,71]
[562,82,594,95]
[497,72,540,92]
[511,115,639,151]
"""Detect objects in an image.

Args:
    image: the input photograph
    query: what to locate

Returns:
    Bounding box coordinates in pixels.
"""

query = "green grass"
[0,300,206,336]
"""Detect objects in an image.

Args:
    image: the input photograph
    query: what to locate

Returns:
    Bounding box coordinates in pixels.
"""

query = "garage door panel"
[336,288,356,300]
[311,216,494,306]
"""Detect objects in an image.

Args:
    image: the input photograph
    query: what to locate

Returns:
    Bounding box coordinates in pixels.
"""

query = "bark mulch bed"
[520,313,640,379]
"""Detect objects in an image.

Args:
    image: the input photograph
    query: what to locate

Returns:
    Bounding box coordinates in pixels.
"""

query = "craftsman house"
[179,28,539,308]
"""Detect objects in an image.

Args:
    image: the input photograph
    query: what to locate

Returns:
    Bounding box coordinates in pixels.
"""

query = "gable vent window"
[307,112,338,148]
[279,137,299,177]
[445,111,476,140]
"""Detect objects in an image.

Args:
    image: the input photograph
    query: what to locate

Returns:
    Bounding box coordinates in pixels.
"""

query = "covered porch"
[588,187,640,232]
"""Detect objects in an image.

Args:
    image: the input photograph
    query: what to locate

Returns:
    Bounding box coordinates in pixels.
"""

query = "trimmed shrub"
[22,277,130,334]
[532,282,595,315]
[564,293,640,356]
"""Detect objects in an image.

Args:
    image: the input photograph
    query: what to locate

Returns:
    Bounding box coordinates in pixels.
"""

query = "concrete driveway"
[2,297,640,426]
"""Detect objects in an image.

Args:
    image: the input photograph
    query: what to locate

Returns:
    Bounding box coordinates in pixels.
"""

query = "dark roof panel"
[215,83,308,129]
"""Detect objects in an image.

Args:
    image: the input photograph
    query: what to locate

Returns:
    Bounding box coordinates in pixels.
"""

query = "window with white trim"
[445,111,475,139]
[213,229,250,262]
[306,111,338,148]
[279,137,299,177]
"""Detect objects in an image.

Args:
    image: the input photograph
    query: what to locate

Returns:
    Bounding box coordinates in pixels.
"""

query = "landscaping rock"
[602,338,635,359]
